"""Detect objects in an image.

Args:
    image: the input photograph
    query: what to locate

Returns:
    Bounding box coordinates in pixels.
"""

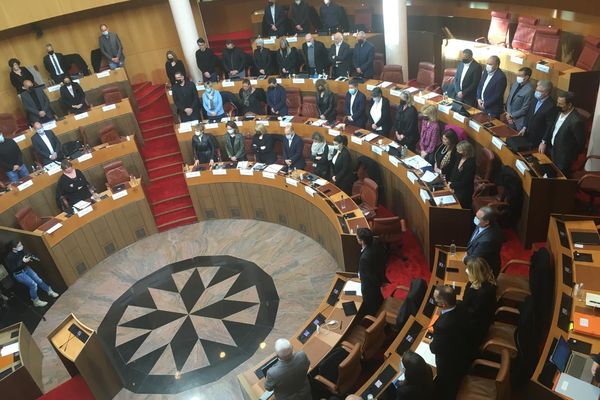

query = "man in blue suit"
[352,31,375,79]
[476,55,507,118]
[344,79,366,128]
[283,126,306,170]
[266,77,288,116]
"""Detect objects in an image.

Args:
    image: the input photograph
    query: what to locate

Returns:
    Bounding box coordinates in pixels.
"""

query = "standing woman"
[165,50,187,86]
[252,124,277,164]
[418,105,441,159]
[393,90,419,152]
[315,79,337,124]
[9,58,35,94]
[431,129,459,177]
[311,132,332,179]
[56,160,92,210]
[463,257,497,354]
[224,121,246,162]
[366,87,391,136]
[277,38,299,77]
[331,135,353,194]
[449,140,476,209]
[192,125,215,169]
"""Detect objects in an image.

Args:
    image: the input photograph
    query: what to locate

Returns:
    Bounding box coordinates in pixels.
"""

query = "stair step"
[143,151,181,163]
[139,91,168,110]
[142,125,175,140]
[150,171,184,183]
[152,197,194,216]
[139,114,174,130]
[148,162,183,177]
[133,81,152,96]
[157,215,198,232]
[137,84,166,102]
[145,155,183,171]
[147,179,189,205]
[155,207,197,226]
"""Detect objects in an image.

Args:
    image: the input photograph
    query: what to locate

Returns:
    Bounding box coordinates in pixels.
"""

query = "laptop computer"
[555,373,600,400]
[550,336,594,383]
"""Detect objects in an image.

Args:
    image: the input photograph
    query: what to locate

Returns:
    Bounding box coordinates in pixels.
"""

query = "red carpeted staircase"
[133,82,197,232]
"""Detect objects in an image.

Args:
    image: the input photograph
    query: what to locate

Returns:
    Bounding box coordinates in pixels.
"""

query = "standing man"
[344,79,367,128]
[505,67,534,130]
[352,31,375,79]
[264,338,311,400]
[172,72,201,123]
[357,227,388,317]
[320,0,345,33]
[31,121,63,166]
[222,40,246,79]
[21,80,54,124]
[266,77,288,116]
[99,24,124,69]
[253,39,272,76]
[59,76,89,115]
[463,206,503,277]
[519,80,557,147]
[290,0,311,34]
[0,133,29,183]
[43,44,67,83]
[301,33,328,76]
[329,32,351,78]
[476,55,507,118]
[452,49,482,107]
[539,92,585,177]
[282,126,306,170]
[195,38,219,83]
[262,0,286,37]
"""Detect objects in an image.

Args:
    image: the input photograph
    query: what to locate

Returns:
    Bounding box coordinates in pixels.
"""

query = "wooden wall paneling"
[103,209,129,249]
[245,183,267,221]
[51,234,91,285]
[81,219,110,265]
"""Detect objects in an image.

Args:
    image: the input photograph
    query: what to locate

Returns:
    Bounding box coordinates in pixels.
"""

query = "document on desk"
[403,155,430,170]
[178,123,192,133]
[47,84,61,92]
[17,180,33,191]
[315,178,329,186]
[415,341,436,367]
[434,195,456,206]
[343,280,362,296]
[73,200,91,211]
[45,223,63,234]
[421,171,439,183]
[422,92,439,100]
[77,206,93,217]
[264,164,284,174]
[403,87,419,93]
[311,119,327,127]
[419,189,430,203]
[43,120,57,130]
[0,342,19,357]
[45,163,62,176]
[236,161,250,170]
[102,104,117,112]
[378,81,393,88]
[96,70,111,78]
[363,132,379,142]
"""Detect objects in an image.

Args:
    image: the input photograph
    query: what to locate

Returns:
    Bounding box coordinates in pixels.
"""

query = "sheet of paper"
[45,222,62,234]
[371,145,383,155]
[328,129,340,136]
[415,341,436,367]
[74,112,89,120]
[311,119,327,127]
[343,280,362,296]
[404,87,419,93]
[366,84,376,91]
[17,180,33,191]
[240,168,253,176]
[112,190,128,200]
[204,123,219,129]
[419,188,430,203]
[453,112,465,123]
[77,153,93,163]
[45,163,62,175]
[186,171,201,178]
[315,178,329,186]
[285,177,298,187]
[414,96,425,105]
[434,195,457,206]
[264,164,284,174]
[43,120,57,130]
[178,123,192,133]
[77,205,93,217]
[403,155,431,170]
[379,81,393,88]
[73,200,91,210]
[422,92,439,99]
[0,342,19,357]
[47,84,61,92]
[421,170,439,183]
[262,171,276,179]
[236,161,250,169]
[96,70,110,78]
[363,133,379,142]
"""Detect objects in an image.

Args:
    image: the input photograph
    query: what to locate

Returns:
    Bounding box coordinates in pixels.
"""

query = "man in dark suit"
[262,0,286,37]
[253,39,272,76]
[476,55,507,118]
[329,33,352,78]
[43,44,68,83]
[283,126,305,170]
[464,206,504,277]
[519,80,557,148]
[430,285,469,400]
[301,33,329,76]
[352,31,375,79]
[59,77,89,115]
[266,77,288,116]
[539,92,586,177]
[357,227,388,317]
[195,38,218,82]
[320,0,345,33]
[505,67,534,130]
[264,338,311,400]
[99,24,124,69]
[452,48,482,107]
[222,40,246,79]
[172,72,201,123]
[290,0,311,34]
[21,80,55,124]
[344,79,366,128]
[31,121,63,166]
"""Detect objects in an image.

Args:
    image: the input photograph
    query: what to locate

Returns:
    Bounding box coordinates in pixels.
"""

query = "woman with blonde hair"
[463,257,497,353]
[419,104,441,159]
[277,38,299,76]
[449,140,476,208]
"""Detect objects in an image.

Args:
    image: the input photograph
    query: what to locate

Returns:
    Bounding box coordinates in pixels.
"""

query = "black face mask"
[64,82,71,86]
[177,79,184,84]
[462,58,470,64]
[399,100,406,107]
[48,50,54,55]
[357,39,364,45]
[268,1,274,6]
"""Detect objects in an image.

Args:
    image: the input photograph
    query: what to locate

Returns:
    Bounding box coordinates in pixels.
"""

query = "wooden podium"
[0,322,44,399]
[48,314,122,400]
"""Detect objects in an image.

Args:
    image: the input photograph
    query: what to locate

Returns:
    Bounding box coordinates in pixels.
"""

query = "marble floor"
[32,219,340,400]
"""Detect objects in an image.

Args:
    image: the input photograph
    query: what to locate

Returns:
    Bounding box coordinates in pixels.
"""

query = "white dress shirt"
[349,93,357,117]
[332,149,340,165]
[481,70,496,102]
[39,132,54,154]
[67,85,75,97]
[459,62,471,90]
[551,109,573,145]
[335,43,341,57]
[370,100,383,130]
[49,53,64,75]
[270,5,276,23]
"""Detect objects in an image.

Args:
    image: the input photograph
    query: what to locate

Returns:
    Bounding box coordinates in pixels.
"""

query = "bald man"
[353,31,375,79]
[264,338,311,400]
[302,33,329,76]
[329,33,351,78]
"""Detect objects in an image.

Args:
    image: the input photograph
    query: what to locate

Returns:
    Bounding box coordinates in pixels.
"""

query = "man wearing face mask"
[282,126,305,170]
[222,40,246,79]
[539,92,585,177]
[452,48,482,107]
[43,44,67,83]
[59,77,89,115]
[20,79,55,124]
[352,31,375,79]
[172,72,201,123]
[519,80,557,147]
[253,39,272,76]
[266,77,288,116]
[262,0,286,37]
[5,241,59,307]
[320,0,345,33]
[195,38,219,82]
[301,33,328,76]
[0,133,29,183]
[463,206,503,277]
[329,32,351,78]
[476,55,507,118]
[504,67,534,130]
[202,82,225,121]
[99,24,125,69]
[224,122,246,162]
[344,79,366,128]
[31,121,63,166]
[291,0,311,34]
[192,125,215,169]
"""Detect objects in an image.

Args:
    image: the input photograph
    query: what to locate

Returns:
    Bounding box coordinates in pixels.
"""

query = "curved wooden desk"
[250,32,385,52]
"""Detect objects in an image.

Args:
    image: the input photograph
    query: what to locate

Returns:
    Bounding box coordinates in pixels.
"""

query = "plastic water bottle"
[450,241,456,256]
[367,395,374,400]
[401,145,407,159]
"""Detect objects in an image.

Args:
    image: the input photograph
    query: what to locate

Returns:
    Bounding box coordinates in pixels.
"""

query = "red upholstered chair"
[437,68,457,94]
[353,4,372,32]
[102,86,122,105]
[511,16,539,51]
[244,134,254,161]
[476,11,511,47]
[0,114,18,138]
[336,96,346,121]
[285,87,302,116]
[576,36,600,71]
[373,53,385,80]
[301,96,318,117]
[223,102,237,118]
[99,123,123,145]
[380,64,404,84]
[103,160,130,190]
[15,206,58,232]
[406,62,437,90]
[532,27,561,59]
[351,177,378,219]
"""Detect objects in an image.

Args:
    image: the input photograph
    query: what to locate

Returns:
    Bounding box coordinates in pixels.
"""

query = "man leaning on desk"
[264,338,311,400]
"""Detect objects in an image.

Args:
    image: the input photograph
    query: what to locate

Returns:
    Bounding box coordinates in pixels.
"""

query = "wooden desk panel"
[251,33,384,53]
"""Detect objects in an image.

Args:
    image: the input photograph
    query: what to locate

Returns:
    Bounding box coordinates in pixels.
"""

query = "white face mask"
[227,129,235,135]
[0,134,4,143]
[486,64,494,73]
[473,216,480,226]
[16,244,24,252]
[324,0,330,4]
[37,128,45,134]
[286,134,293,140]
[516,76,524,84]
[102,31,109,36]
[194,131,202,136]
[295,0,301,3]
[307,42,313,47]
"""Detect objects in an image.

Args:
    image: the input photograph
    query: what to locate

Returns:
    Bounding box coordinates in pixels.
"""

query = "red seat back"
[415,62,435,87]
[512,16,539,51]
[285,87,302,116]
[373,53,385,80]
[15,206,43,231]
[301,96,318,118]
[532,27,561,59]
[442,68,457,87]
[576,36,600,71]
[488,11,511,47]
[380,64,404,84]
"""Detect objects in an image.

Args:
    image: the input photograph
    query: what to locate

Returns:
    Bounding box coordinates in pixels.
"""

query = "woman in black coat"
[393,90,420,152]
[165,50,187,86]
[192,125,215,168]
[331,135,354,194]
[315,79,337,124]
[430,128,459,178]
[366,87,392,137]
[9,58,35,94]
[463,257,497,354]
[56,160,92,209]
[449,140,476,209]
[252,124,277,164]
[310,131,331,179]
[277,39,300,77]
[394,350,434,400]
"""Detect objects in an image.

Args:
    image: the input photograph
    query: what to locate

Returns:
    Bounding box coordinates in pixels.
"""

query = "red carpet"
[38,375,94,400]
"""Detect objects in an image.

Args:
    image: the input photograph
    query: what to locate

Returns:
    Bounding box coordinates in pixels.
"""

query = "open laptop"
[550,336,594,383]
[555,373,600,400]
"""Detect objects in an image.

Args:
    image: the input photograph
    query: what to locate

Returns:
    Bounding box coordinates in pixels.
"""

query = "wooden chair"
[350,177,378,219]
[314,342,362,396]
[103,160,130,190]
[344,311,386,360]
[457,349,511,400]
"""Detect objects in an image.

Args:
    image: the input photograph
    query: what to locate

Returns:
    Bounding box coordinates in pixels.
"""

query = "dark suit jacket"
[60,82,88,114]
[301,41,329,74]
[476,69,507,117]
[345,90,367,128]
[332,146,353,194]
[283,134,306,169]
[267,85,288,115]
[277,48,300,75]
[393,105,419,152]
[359,239,388,316]
[252,133,277,164]
[320,3,345,31]
[523,97,558,147]
[462,281,497,349]
[329,42,352,77]
[316,91,337,122]
[253,47,272,75]
[262,4,287,36]
[543,110,586,176]
[43,52,68,82]
[395,383,432,400]
[224,133,246,161]
[21,87,53,123]
[222,47,246,76]
[290,1,311,33]
[464,222,504,276]
[192,134,214,163]
[31,130,63,165]
[430,304,469,380]
[367,97,392,136]
[453,61,482,107]
[449,157,476,209]
[352,40,375,79]
[172,80,201,122]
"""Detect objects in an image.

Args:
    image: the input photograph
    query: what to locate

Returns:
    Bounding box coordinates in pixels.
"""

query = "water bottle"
[401,145,407,159]
[367,395,374,400]
[450,241,456,256]
[340,194,346,211]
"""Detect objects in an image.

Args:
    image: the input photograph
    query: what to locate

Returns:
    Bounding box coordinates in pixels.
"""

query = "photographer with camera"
[4,240,59,307]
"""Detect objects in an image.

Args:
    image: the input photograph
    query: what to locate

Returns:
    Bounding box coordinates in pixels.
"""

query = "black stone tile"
[192,300,257,320]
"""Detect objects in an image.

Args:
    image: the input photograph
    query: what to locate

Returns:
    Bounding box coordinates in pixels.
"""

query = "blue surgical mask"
[349,88,357,95]
[473,216,480,226]
[0,134,4,143]
[534,90,543,100]
[37,128,45,134]
[206,88,212,94]
[102,31,109,36]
